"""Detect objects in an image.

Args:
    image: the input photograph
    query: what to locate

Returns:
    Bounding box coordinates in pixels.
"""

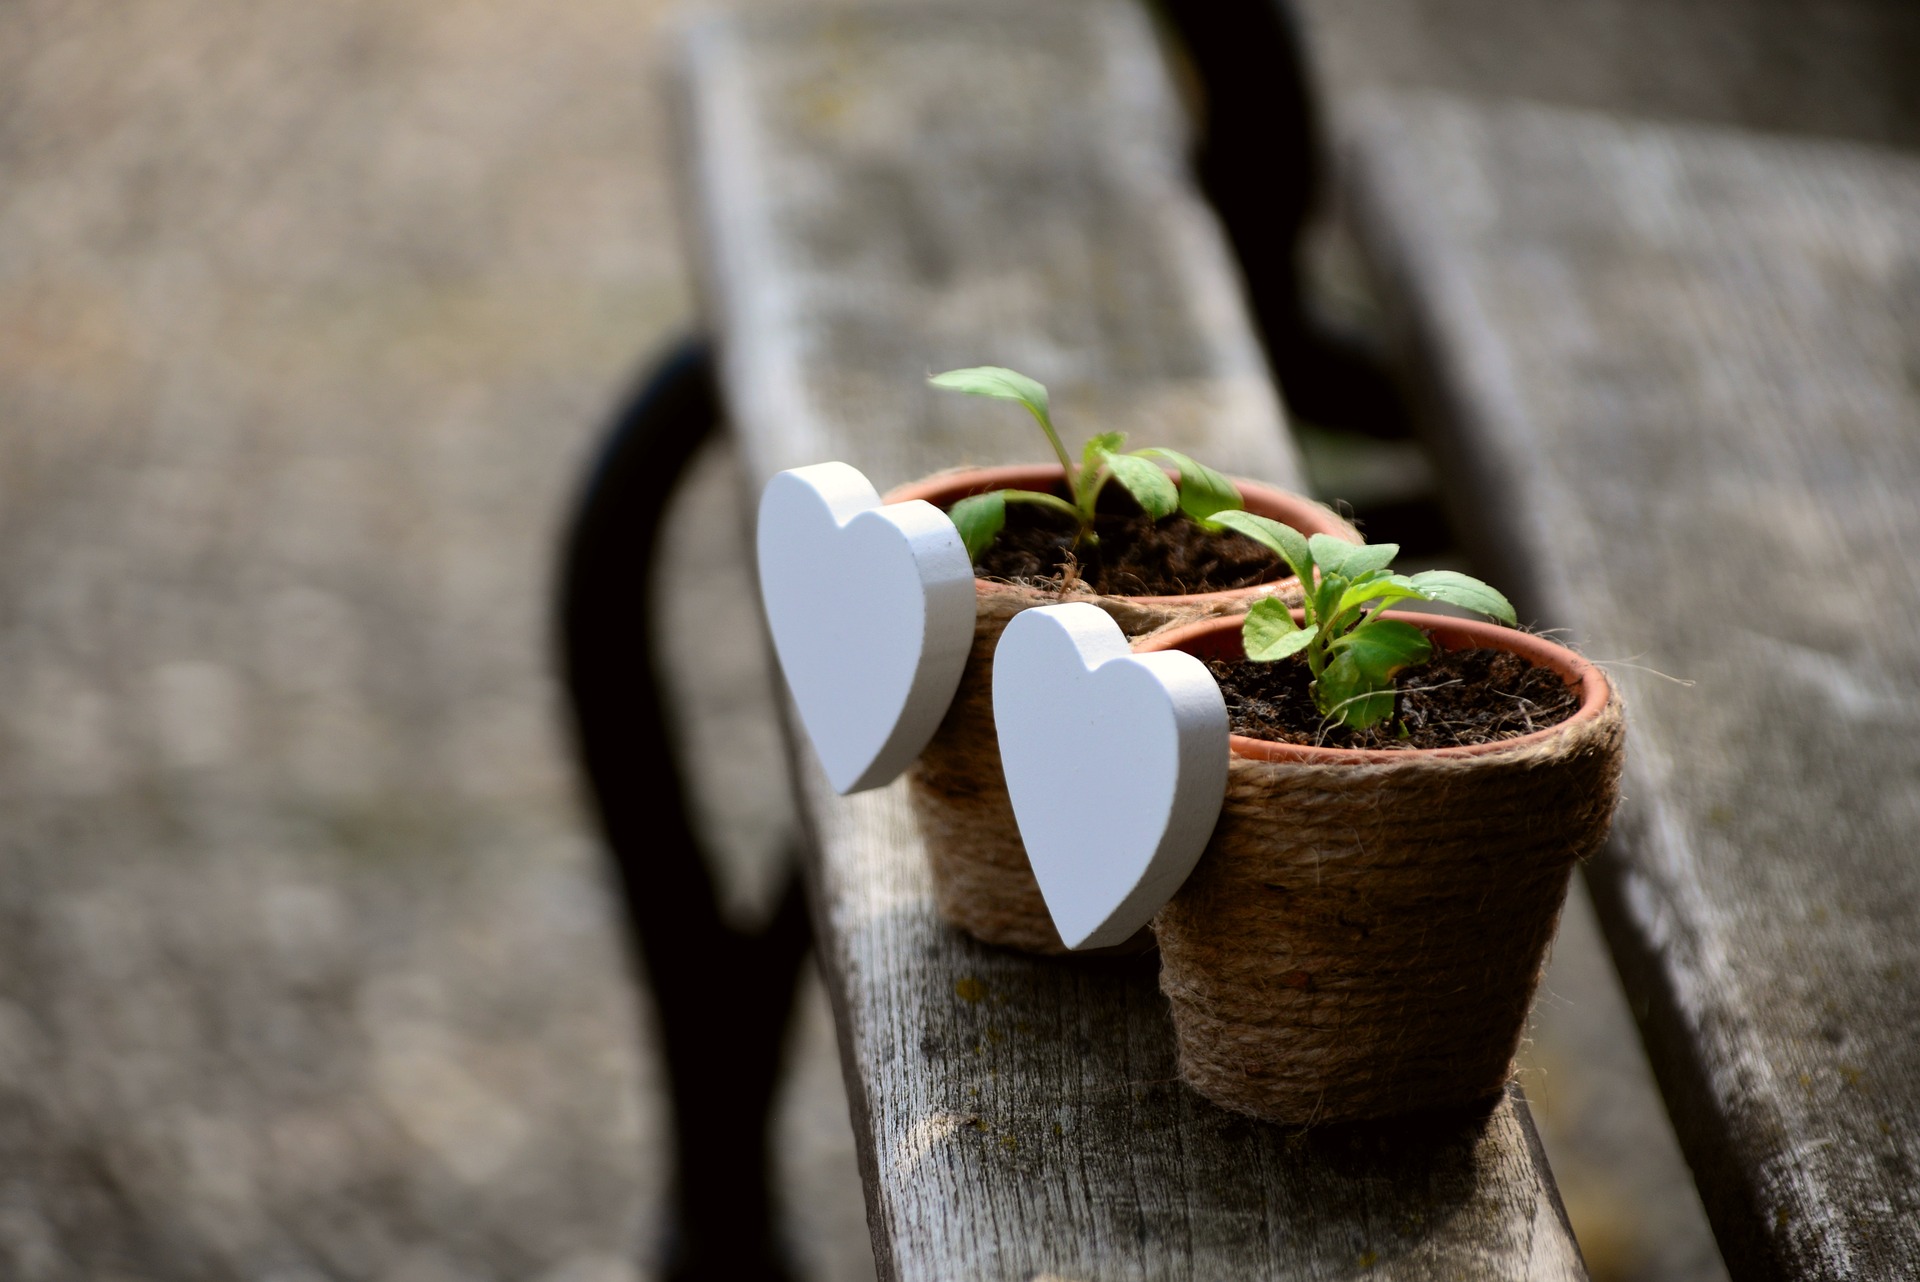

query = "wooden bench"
[669,4,1586,1277]
[1341,92,1920,1279]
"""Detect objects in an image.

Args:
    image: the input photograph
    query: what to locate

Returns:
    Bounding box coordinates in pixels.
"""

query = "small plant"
[928,366,1241,559]
[1211,513,1517,731]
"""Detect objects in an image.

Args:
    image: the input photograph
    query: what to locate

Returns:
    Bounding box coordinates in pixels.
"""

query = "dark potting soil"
[965,488,1283,596]
[1209,644,1580,750]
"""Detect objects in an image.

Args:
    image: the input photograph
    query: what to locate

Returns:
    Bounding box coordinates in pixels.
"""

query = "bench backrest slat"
[1348,93,1920,1280]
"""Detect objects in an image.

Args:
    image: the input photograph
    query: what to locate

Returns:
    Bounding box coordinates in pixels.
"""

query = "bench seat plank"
[1345,94,1920,1280]
[681,8,1584,1278]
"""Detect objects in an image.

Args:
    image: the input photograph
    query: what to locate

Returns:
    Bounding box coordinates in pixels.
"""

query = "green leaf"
[1081,432,1125,471]
[1103,452,1179,519]
[1348,544,1402,577]
[1306,533,1357,577]
[1316,654,1398,730]
[1252,627,1317,663]
[1406,570,1518,626]
[930,366,1074,478]
[1245,595,1298,635]
[1313,618,1434,728]
[948,492,1005,562]
[1137,448,1242,525]
[1210,510,1313,582]
[1333,573,1431,620]
[1311,572,1349,633]
[1309,533,1399,581]
[928,366,1050,421]
[998,488,1082,521]
[1243,597,1317,662]
[1074,432,1125,510]
[1328,617,1433,684]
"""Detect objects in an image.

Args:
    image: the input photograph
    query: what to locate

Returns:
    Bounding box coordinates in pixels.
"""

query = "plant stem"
[1024,403,1077,493]
[1019,401,1097,544]
[1074,465,1105,522]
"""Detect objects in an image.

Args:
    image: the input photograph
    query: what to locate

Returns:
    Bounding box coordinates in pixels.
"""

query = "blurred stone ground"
[0,0,1731,1278]
[0,0,868,1277]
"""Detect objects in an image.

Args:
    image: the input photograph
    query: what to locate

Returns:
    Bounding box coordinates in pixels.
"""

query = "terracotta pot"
[1138,611,1626,1122]
[883,464,1357,954]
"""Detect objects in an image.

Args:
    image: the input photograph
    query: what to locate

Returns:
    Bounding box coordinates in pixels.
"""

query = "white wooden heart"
[757,462,976,794]
[993,603,1229,949]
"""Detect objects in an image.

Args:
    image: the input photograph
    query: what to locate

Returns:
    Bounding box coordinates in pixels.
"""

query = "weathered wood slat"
[681,7,1584,1277]
[1345,94,1920,1280]
[1295,0,1920,152]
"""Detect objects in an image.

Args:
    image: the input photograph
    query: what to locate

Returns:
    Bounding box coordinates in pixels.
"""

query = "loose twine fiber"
[1151,689,1626,1124]
[909,577,1306,953]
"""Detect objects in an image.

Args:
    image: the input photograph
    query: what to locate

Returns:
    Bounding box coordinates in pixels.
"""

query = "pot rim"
[883,463,1356,606]
[1140,610,1612,763]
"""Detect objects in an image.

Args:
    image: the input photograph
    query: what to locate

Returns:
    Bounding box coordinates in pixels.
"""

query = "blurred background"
[14,0,1912,1277]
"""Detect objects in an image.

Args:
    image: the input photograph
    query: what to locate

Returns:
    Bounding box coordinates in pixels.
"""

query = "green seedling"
[928,366,1242,559]
[1210,511,1517,731]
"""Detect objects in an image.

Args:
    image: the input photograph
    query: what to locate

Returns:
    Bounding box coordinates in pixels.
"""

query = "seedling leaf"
[929,366,1050,420]
[1233,524,1518,732]
[1211,510,1313,582]
[949,492,1005,562]
[1312,572,1350,637]
[1103,453,1179,518]
[1245,595,1297,633]
[1253,628,1317,663]
[930,363,1270,567]
[1333,574,1430,621]
[930,366,1073,478]
[1245,599,1317,662]
[999,489,1082,521]
[1317,653,1397,730]
[1310,533,1398,581]
[1329,617,1433,685]
[1082,432,1126,472]
[1406,570,1518,625]
[1137,448,1242,526]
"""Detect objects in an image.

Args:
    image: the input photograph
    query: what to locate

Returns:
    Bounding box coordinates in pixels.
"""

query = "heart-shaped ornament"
[993,603,1229,949]
[757,462,976,794]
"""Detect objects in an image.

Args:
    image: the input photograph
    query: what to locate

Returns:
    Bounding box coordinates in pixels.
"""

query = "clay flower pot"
[883,464,1356,954]
[1137,610,1626,1123]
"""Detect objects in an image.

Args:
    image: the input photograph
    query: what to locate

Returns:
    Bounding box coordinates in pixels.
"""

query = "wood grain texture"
[680,6,1585,1277]
[1295,0,1920,152]
[1345,94,1920,1281]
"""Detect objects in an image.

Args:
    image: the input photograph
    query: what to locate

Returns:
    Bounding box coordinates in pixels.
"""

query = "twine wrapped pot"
[1140,612,1626,1124]
[884,465,1357,954]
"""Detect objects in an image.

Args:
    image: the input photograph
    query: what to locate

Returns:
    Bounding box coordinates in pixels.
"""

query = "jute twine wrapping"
[908,580,1305,953]
[1153,691,1626,1123]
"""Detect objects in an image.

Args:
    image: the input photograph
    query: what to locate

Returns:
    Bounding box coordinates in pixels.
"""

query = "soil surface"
[967,487,1283,595]
[1210,643,1578,750]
